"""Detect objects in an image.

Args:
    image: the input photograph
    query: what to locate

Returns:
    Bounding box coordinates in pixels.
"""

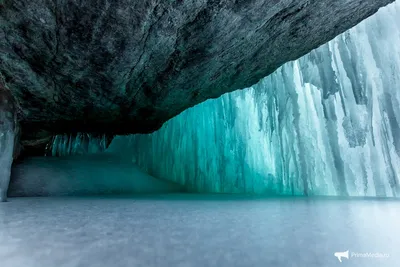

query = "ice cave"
[1,1,400,267]
[113,0,400,197]
[29,0,400,198]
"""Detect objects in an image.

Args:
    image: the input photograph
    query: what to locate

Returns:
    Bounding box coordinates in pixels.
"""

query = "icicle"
[46,133,112,157]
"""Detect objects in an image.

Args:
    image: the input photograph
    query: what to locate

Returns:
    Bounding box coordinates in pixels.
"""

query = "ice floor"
[0,195,399,267]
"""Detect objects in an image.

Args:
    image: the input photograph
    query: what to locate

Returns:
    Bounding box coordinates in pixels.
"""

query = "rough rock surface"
[0,0,394,145]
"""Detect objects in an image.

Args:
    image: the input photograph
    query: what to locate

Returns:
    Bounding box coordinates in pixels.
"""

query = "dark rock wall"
[0,0,394,145]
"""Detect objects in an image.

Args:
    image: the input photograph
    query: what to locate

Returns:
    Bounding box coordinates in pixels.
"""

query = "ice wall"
[46,133,111,157]
[110,1,400,197]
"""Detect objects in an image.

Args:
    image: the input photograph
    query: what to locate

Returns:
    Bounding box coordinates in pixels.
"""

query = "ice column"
[0,86,16,201]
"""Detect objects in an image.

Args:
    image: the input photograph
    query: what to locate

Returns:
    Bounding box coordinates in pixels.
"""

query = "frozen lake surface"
[0,195,399,267]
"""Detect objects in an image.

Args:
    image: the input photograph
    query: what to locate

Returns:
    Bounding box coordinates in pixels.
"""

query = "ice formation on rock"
[0,86,17,201]
[46,133,111,157]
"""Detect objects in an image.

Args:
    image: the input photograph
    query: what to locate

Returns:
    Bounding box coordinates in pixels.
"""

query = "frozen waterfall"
[107,1,400,197]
